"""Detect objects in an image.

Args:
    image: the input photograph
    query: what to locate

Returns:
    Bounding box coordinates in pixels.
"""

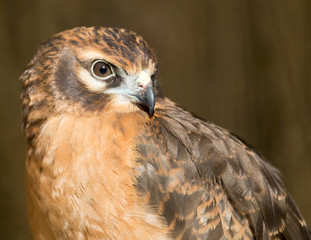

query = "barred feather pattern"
[136,99,311,240]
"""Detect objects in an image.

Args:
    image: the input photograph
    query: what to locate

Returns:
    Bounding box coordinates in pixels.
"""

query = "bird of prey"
[21,26,310,240]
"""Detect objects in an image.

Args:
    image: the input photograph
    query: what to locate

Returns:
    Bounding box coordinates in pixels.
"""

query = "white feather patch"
[78,68,107,91]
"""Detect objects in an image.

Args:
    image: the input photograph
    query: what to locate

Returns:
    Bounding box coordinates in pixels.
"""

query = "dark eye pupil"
[99,66,107,74]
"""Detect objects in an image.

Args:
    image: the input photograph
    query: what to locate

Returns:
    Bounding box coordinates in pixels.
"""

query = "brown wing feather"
[136,99,311,240]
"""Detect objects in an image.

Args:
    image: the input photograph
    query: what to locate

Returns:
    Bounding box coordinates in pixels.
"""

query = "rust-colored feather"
[21,26,310,240]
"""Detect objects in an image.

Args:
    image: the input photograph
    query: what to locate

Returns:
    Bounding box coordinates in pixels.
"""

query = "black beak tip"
[148,104,155,117]
[139,83,155,117]
[139,104,154,118]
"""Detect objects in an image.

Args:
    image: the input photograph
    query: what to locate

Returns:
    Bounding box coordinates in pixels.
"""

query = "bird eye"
[91,60,114,79]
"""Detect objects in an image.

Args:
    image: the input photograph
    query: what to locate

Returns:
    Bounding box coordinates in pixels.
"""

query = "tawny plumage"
[21,26,311,240]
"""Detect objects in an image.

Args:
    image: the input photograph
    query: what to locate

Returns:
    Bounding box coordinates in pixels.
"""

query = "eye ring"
[91,60,115,80]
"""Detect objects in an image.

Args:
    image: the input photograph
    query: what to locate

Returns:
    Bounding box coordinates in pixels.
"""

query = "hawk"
[21,26,310,240]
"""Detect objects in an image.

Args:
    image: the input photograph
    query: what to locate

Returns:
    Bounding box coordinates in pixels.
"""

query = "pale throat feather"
[27,111,170,240]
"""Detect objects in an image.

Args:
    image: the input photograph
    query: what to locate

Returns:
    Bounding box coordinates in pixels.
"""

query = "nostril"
[136,71,151,89]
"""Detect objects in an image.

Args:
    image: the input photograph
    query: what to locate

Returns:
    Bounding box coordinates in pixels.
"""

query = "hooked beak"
[135,71,155,116]
[105,70,156,116]
[136,82,155,116]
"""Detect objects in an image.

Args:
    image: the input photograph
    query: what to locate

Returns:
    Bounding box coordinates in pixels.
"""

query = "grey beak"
[137,82,155,116]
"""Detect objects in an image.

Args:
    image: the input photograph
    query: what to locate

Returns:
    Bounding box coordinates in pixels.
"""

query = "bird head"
[21,27,161,125]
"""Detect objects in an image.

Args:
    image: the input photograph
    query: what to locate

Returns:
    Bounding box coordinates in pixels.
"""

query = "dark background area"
[1,0,311,239]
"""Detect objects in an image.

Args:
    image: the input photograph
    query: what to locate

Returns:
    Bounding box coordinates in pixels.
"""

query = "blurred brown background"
[1,0,311,239]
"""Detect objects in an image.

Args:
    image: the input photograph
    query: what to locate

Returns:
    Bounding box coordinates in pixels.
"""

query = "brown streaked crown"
[20,26,159,145]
